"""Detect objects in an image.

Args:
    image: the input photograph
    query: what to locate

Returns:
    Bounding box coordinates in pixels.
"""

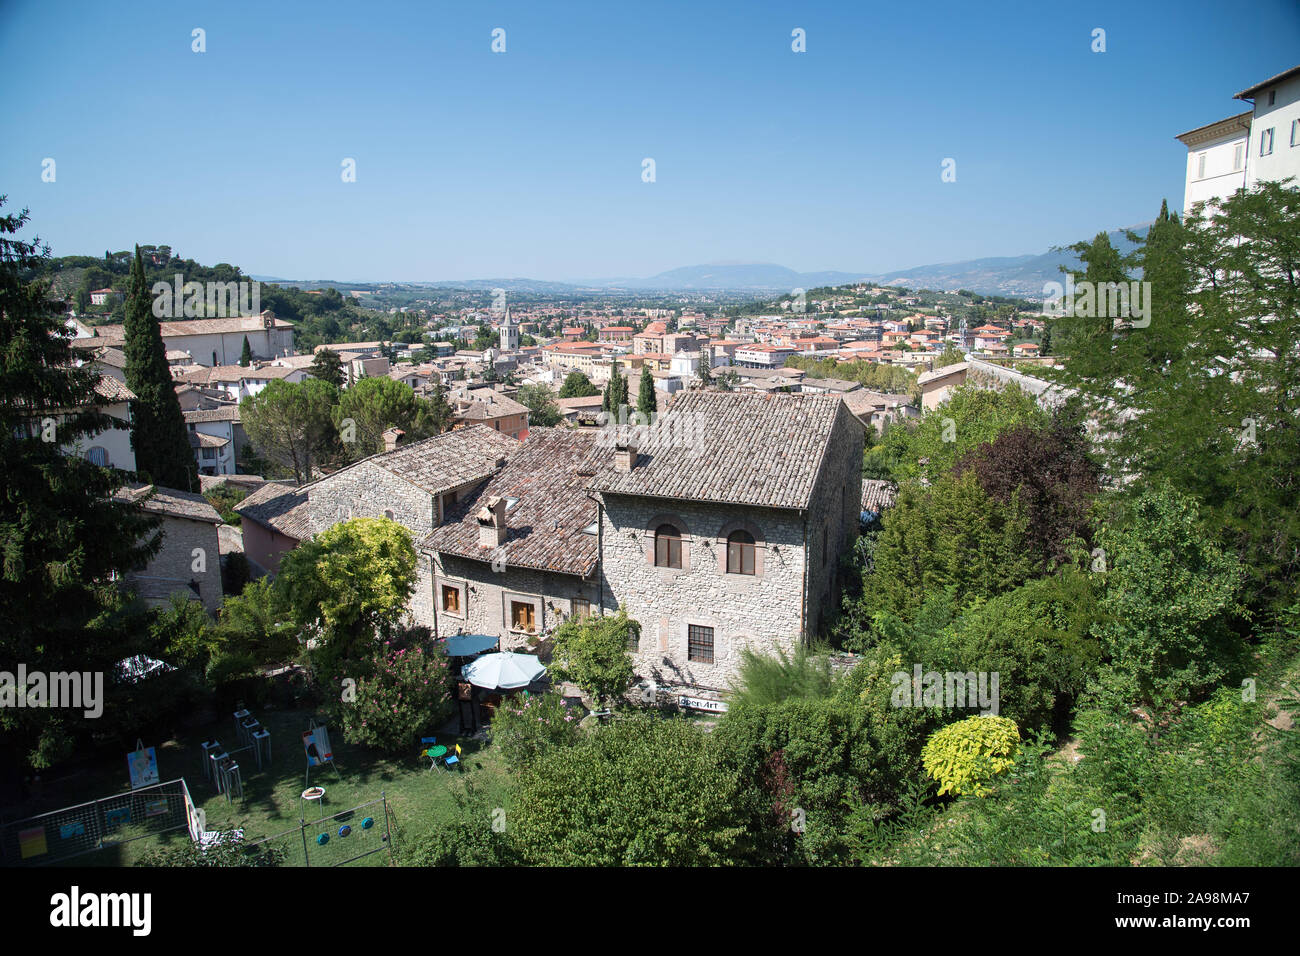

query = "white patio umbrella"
[461,652,546,690]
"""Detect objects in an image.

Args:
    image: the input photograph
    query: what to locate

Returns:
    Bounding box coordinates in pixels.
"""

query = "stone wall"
[802,406,865,637]
[598,495,808,696]
[430,552,599,650]
[127,515,223,613]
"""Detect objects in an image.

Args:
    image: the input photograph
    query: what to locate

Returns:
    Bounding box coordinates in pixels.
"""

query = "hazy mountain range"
[252,224,1150,299]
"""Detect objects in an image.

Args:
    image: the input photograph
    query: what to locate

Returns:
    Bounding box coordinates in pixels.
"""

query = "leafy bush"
[548,609,635,705]
[921,715,1020,797]
[340,643,453,754]
[728,643,837,708]
[511,714,755,865]
[489,691,582,770]
[136,832,285,867]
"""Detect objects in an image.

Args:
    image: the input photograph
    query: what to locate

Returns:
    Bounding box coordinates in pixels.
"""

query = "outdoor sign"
[127,741,159,789]
[678,695,729,714]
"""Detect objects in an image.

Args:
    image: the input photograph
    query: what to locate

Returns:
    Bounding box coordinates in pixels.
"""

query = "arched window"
[726,529,756,575]
[654,524,682,569]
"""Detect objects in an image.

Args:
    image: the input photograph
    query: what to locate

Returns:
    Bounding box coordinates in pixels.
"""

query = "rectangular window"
[1233,143,1244,170]
[688,624,714,664]
[1292,119,1299,147]
[1260,127,1275,156]
[1197,152,1207,179]
[511,600,536,633]
[441,585,460,614]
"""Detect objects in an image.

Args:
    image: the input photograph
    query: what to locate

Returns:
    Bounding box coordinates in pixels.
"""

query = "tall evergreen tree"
[637,365,655,418]
[0,199,161,772]
[308,347,344,388]
[123,246,197,490]
[239,335,252,367]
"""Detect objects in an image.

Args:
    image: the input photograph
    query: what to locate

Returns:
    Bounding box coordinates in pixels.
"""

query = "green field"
[19,707,508,867]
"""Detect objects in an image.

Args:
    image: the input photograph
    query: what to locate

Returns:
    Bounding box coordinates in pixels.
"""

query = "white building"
[1177,64,1300,215]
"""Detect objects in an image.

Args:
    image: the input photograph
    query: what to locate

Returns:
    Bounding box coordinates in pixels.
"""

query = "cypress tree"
[239,335,252,367]
[123,245,198,490]
[637,365,655,418]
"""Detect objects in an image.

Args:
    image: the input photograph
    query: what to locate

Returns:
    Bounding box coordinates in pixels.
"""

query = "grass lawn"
[21,706,510,867]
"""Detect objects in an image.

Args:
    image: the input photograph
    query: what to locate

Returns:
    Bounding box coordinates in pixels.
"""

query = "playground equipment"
[198,708,274,804]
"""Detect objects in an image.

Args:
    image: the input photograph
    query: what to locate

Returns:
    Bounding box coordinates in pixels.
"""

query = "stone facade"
[595,401,864,698]
[305,459,489,630]
[127,513,224,612]
[430,553,600,650]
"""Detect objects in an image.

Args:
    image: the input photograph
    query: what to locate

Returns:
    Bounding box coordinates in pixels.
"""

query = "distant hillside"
[866,225,1151,297]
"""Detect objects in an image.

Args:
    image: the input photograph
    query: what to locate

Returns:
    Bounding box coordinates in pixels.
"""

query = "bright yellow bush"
[921,715,1020,797]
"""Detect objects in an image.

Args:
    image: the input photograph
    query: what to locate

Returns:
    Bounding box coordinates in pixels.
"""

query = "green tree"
[548,609,636,705]
[515,383,561,427]
[637,366,655,418]
[558,370,599,399]
[0,199,161,770]
[864,470,1036,618]
[239,335,252,367]
[241,378,337,484]
[277,517,418,693]
[333,376,446,461]
[123,245,197,489]
[1093,485,1246,716]
[878,383,1046,485]
[511,714,752,865]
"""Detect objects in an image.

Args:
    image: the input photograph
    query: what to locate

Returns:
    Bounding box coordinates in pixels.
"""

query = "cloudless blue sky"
[2,0,1297,281]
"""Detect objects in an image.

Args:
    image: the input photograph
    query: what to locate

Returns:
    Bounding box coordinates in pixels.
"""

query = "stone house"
[300,425,520,624]
[421,428,607,647]
[233,481,310,574]
[589,391,865,701]
[116,484,224,612]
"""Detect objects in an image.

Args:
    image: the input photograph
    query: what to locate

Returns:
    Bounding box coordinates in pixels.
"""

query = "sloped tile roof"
[861,479,897,515]
[94,375,136,403]
[183,405,242,423]
[116,483,222,524]
[234,481,311,541]
[421,428,603,576]
[589,390,854,511]
[334,424,520,496]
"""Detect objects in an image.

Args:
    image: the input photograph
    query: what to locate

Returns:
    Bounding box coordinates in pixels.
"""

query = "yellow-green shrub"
[922,715,1020,797]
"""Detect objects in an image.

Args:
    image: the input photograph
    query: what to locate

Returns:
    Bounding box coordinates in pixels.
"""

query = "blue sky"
[2,0,1297,282]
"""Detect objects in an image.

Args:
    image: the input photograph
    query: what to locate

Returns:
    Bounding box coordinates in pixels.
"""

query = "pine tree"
[0,200,160,770]
[123,245,198,490]
[637,365,655,418]
[239,335,252,367]
[308,347,344,388]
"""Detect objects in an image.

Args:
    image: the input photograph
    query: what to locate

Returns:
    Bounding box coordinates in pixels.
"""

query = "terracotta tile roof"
[92,346,127,369]
[183,405,241,423]
[861,479,897,515]
[116,483,222,524]
[420,427,603,576]
[345,423,520,495]
[234,481,311,540]
[94,313,292,338]
[590,391,858,511]
[94,375,136,403]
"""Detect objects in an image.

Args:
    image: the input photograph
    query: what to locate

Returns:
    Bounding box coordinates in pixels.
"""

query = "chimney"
[477,495,507,548]
[382,427,405,452]
[613,440,638,473]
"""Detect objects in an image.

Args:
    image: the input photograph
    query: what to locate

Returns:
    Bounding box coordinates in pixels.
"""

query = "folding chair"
[444,743,462,771]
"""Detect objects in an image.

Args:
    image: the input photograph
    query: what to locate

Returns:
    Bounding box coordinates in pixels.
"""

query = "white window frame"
[1260,127,1274,156]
